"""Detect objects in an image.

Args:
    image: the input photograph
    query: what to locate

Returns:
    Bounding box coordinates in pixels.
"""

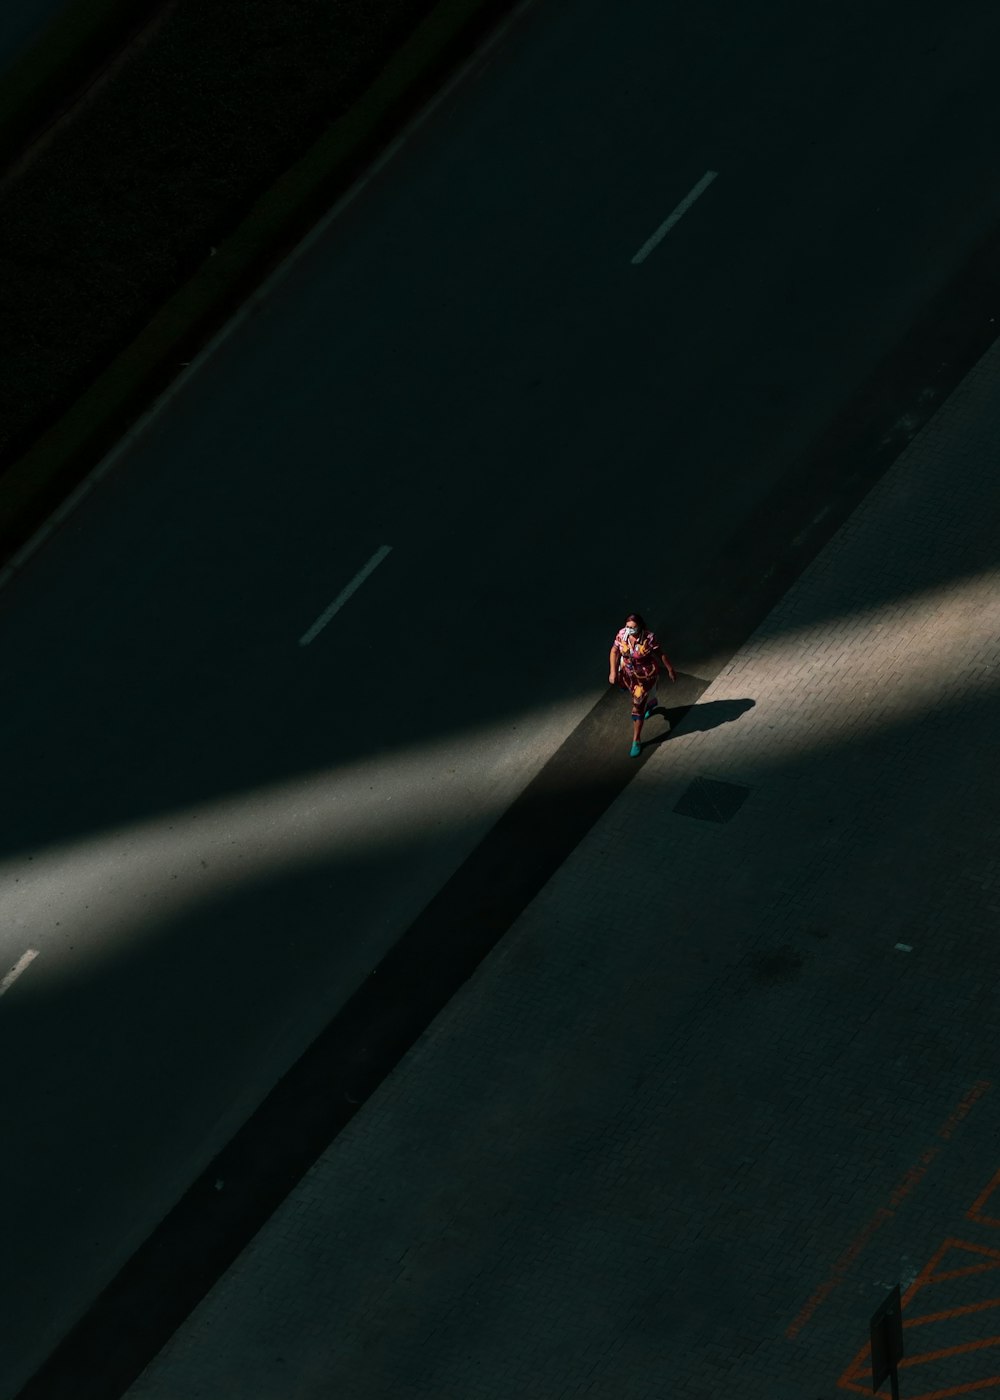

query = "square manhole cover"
[673,777,750,823]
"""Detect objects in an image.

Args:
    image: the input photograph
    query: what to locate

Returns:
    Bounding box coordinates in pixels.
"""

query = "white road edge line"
[0,0,547,597]
[631,169,718,265]
[0,949,39,997]
[298,545,392,646]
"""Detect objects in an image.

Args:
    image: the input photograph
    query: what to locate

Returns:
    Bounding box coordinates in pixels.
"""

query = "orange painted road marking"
[786,1080,991,1339]
[838,1239,1000,1399]
[939,1082,993,1140]
[968,1168,1000,1228]
[911,1300,1000,1327]
[787,1211,894,1338]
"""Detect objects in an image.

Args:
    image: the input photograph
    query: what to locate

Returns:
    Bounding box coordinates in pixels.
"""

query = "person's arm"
[609,643,620,684]
[659,651,676,682]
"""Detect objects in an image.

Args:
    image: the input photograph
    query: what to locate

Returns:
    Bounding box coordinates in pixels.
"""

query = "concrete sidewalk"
[126,337,1000,1400]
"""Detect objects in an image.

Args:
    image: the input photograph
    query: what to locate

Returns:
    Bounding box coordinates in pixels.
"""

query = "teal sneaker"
[630,741,641,757]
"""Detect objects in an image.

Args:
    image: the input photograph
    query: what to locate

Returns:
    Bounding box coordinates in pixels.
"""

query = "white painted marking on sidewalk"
[298,545,392,646]
[894,943,913,952]
[631,170,718,265]
[0,949,38,996]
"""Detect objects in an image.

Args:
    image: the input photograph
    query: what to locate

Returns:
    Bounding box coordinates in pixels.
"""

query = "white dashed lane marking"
[0,949,38,997]
[298,545,392,646]
[631,170,718,265]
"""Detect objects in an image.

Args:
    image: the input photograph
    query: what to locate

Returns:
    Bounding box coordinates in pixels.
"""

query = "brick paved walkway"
[126,337,1000,1400]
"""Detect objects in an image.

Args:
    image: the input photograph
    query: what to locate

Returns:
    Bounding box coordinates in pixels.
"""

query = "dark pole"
[870,1283,904,1399]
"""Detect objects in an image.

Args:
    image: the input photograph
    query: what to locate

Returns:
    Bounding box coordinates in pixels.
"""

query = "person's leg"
[630,712,643,755]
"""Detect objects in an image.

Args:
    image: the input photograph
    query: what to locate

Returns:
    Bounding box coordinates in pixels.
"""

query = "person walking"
[609,612,676,756]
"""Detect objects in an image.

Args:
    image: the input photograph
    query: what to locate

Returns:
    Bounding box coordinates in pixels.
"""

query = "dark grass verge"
[0,0,166,173]
[0,0,528,570]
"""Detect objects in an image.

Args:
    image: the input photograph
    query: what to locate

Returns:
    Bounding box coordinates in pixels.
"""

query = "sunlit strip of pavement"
[0,565,996,994]
[0,694,589,980]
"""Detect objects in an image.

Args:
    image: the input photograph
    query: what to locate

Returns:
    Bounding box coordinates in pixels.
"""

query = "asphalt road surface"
[4,0,1000,1392]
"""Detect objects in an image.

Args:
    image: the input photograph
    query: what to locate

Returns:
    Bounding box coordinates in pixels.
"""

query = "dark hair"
[625,612,646,631]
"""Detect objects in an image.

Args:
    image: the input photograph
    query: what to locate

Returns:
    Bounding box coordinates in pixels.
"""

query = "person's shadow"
[641,697,755,750]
